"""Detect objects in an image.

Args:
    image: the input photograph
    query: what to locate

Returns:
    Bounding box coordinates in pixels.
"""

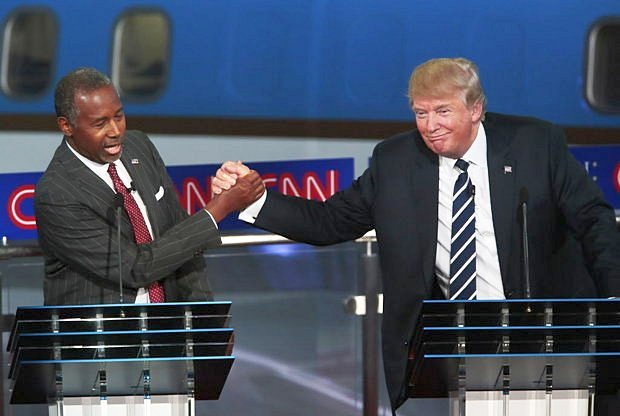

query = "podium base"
[449,390,588,416]
[48,395,195,416]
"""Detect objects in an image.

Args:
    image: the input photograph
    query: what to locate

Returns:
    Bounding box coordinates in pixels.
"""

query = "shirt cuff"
[239,190,267,224]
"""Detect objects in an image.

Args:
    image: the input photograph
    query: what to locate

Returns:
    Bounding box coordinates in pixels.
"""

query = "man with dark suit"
[212,58,620,413]
[35,68,264,306]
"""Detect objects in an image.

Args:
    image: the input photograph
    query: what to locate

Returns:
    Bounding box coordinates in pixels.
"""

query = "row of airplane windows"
[1,7,619,113]
[1,7,168,101]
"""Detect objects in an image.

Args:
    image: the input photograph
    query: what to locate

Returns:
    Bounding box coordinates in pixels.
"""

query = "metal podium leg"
[456,305,466,416]
[52,362,65,416]
[98,369,108,416]
[139,311,153,416]
[588,393,596,416]
[143,369,152,416]
[457,359,466,416]
[185,309,196,416]
[186,396,195,416]
[361,244,379,416]
[502,365,510,416]
[52,313,65,416]
[545,366,553,416]
[544,306,554,416]
[587,305,597,416]
[95,313,108,416]
[49,399,64,416]
[185,348,196,416]
[501,306,510,416]
[53,399,64,416]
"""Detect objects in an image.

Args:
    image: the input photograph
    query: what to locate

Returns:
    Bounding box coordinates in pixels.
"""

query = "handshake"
[205,161,265,223]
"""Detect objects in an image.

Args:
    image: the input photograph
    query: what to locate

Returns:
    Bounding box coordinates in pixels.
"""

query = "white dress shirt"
[435,124,505,299]
[240,124,505,299]
[66,141,151,303]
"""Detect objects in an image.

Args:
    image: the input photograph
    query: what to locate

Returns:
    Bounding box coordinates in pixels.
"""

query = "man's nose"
[426,113,439,131]
[108,120,121,137]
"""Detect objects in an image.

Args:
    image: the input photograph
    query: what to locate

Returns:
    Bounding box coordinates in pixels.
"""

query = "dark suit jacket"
[251,113,620,411]
[35,130,220,305]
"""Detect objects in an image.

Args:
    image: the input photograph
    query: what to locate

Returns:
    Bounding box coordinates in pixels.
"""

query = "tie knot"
[107,163,126,194]
[455,159,469,172]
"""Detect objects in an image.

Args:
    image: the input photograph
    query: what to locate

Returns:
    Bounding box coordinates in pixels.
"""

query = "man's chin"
[100,153,122,165]
[425,141,449,157]
[426,142,463,159]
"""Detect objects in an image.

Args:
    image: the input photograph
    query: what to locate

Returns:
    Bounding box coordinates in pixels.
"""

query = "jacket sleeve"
[253,159,378,245]
[549,126,620,296]
[35,134,221,290]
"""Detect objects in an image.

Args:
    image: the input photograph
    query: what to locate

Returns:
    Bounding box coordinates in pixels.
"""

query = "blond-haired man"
[214,58,620,414]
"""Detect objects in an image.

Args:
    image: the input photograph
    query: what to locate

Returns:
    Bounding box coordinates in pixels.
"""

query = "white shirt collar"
[439,123,487,170]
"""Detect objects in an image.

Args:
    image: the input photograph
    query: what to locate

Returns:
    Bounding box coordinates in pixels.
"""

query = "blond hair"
[408,58,487,117]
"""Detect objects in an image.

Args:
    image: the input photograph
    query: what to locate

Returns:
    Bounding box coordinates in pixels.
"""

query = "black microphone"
[126,182,136,193]
[113,193,125,310]
[519,187,532,303]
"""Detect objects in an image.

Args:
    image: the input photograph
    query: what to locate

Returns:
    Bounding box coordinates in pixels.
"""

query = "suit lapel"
[484,120,517,287]
[120,137,162,239]
[410,135,440,294]
[55,140,128,227]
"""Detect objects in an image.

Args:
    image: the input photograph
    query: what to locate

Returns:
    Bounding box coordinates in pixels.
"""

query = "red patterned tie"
[108,163,165,303]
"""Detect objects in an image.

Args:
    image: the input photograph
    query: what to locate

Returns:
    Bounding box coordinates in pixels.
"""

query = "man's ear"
[470,101,483,123]
[57,117,72,137]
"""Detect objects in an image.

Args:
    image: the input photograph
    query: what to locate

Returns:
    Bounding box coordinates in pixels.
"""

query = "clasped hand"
[205,161,264,222]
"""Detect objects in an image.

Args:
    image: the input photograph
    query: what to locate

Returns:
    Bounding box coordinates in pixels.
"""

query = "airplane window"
[0,8,57,98]
[585,18,620,113]
[112,9,170,101]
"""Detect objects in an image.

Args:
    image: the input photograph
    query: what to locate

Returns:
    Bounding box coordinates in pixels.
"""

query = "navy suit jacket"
[252,113,620,410]
[35,130,220,305]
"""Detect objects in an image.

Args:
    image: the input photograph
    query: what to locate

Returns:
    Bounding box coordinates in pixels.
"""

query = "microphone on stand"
[113,193,126,317]
[519,187,532,311]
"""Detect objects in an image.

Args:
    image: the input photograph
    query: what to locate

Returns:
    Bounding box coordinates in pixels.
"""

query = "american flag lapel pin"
[131,158,140,165]
[503,165,512,174]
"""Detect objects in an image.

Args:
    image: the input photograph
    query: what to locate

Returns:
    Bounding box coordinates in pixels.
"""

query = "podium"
[6,302,235,415]
[408,299,620,415]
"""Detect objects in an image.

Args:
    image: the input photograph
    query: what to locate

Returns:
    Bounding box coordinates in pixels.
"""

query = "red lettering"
[173,169,342,214]
[614,163,620,193]
[262,173,278,190]
[179,177,212,214]
[279,170,339,201]
[8,185,36,230]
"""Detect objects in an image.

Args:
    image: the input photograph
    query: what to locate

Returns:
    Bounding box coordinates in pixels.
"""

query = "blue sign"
[0,158,354,241]
[0,171,41,241]
[2,145,619,243]
[166,158,354,231]
[570,145,620,212]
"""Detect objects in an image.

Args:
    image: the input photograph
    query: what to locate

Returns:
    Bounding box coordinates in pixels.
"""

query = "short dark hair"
[54,68,115,126]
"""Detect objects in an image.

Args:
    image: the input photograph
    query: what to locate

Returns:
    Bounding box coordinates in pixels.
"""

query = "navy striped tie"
[449,159,477,300]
